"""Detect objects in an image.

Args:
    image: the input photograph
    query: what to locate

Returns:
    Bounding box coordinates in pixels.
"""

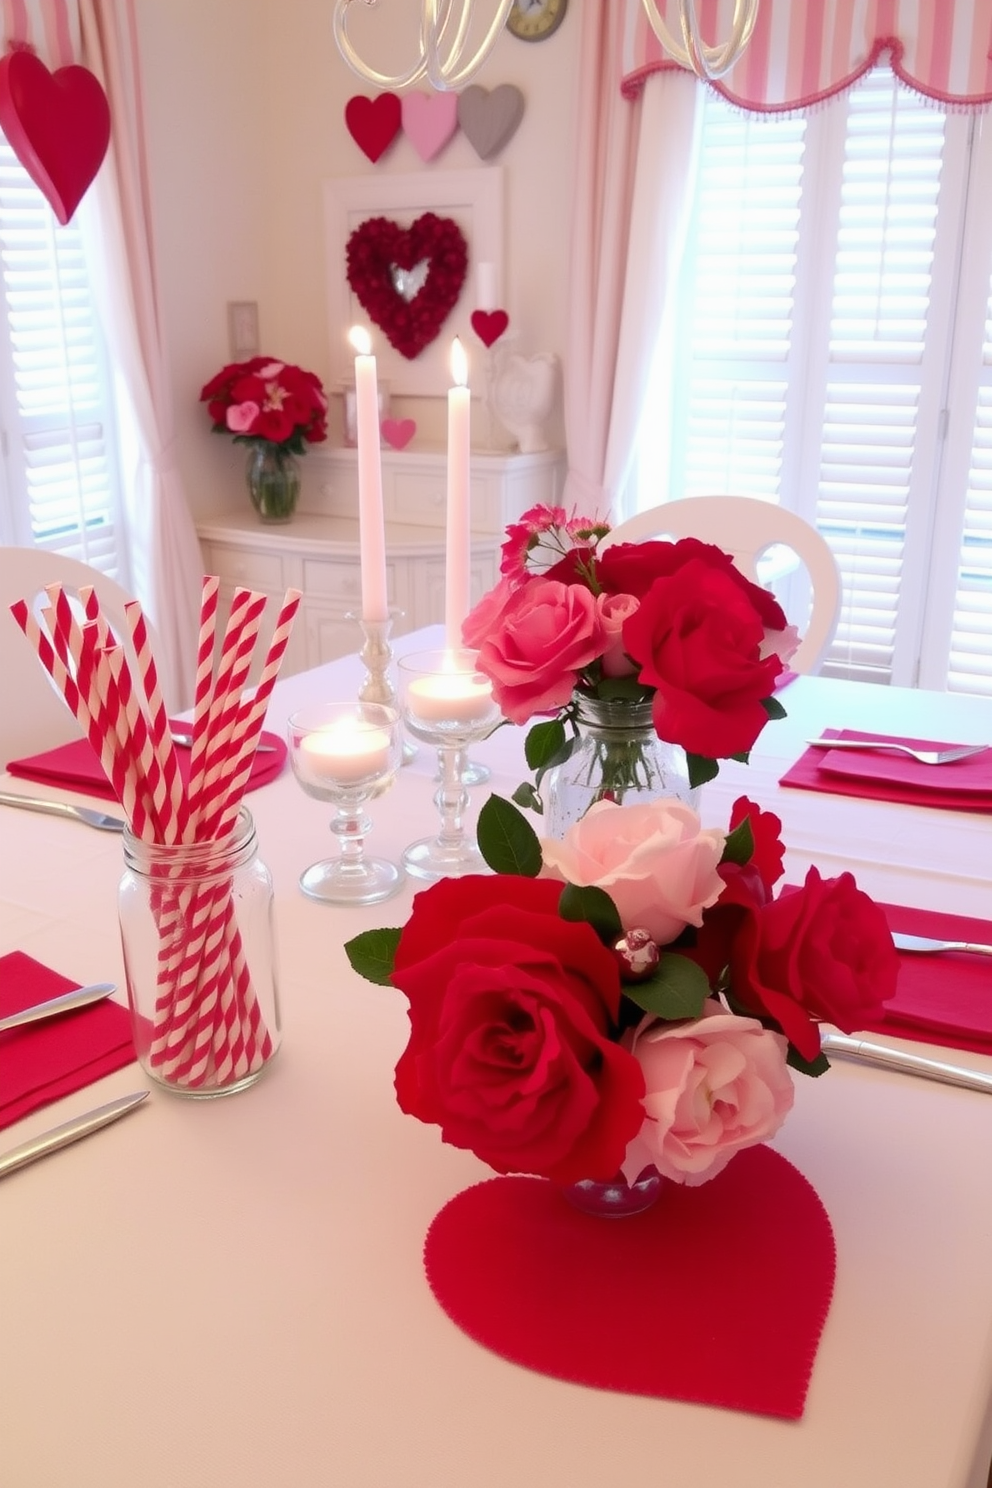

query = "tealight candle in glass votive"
[287,702,404,905]
[397,649,501,881]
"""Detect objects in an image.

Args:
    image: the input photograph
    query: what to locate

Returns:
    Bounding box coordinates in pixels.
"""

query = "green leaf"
[533,731,580,788]
[720,815,754,867]
[686,752,720,790]
[512,780,544,813]
[524,718,567,770]
[477,794,543,876]
[344,927,401,986]
[761,695,788,721]
[729,750,750,764]
[558,883,622,942]
[622,953,710,1021]
[787,1044,831,1077]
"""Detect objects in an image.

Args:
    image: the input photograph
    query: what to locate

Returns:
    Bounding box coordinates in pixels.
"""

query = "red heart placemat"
[424,1144,835,1420]
[780,730,992,812]
[0,951,136,1130]
[6,721,286,802]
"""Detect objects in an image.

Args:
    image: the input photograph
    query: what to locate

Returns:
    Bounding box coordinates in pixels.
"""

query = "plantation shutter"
[651,64,992,693]
[0,136,122,574]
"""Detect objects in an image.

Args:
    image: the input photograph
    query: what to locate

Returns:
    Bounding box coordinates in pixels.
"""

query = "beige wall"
[135,0,581,519]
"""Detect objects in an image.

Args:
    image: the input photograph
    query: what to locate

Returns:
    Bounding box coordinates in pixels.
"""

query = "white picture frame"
[323,167,504,397]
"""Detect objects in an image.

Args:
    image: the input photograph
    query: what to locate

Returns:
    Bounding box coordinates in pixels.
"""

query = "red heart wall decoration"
[344,93,401,163]
[470,309,509,348]
[346,212,468,360]
[0,50,111,226]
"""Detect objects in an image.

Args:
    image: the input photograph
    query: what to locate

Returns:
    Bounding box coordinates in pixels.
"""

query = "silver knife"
[0,982,117,1034]
[893,931,992,958]
[821,1032,992,1094]
[0,790,125,832]
[0,1091,149,1179]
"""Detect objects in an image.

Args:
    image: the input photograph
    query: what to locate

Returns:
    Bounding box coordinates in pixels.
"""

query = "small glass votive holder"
[287,701,404,905]
[397,648,501,880]
[118,806,280,1099]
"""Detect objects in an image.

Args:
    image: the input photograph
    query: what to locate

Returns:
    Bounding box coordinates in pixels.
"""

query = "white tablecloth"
[2,626,992,1488]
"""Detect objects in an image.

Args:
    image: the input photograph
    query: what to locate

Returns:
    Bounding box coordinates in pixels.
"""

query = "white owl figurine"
[491,352,559,454]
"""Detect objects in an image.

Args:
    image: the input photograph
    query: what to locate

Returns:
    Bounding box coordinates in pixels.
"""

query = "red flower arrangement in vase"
[460,504,801,834]
[346,791,899,1208]
[200,356,328,523]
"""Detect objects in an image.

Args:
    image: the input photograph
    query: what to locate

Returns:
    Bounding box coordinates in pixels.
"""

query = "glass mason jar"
[544,691,700,839]
[245,441,301,523]
[118,807,280,1098]
[563,1167,664,1218]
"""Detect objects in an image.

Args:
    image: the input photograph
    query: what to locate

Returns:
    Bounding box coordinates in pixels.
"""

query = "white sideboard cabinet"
[196,446,566,676]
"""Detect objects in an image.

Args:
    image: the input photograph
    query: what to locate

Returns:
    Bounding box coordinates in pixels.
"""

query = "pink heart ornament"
[457,84,525,161]
[0,50,111,225]
[381,417,417,451]
[401,90,459,162]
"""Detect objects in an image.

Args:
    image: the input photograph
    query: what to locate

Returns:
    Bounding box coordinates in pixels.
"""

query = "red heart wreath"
[346,212,468,361]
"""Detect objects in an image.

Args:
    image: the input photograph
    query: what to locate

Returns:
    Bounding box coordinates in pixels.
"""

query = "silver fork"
[806,738,989,766]
[170,730,277,754]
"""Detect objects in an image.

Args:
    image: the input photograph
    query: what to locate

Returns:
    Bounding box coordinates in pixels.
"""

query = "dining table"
[2,622,992,1488]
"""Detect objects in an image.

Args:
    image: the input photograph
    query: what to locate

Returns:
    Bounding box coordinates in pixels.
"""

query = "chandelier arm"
[425,0,516,91]
[333,0,429,90]
[641,0,759,82]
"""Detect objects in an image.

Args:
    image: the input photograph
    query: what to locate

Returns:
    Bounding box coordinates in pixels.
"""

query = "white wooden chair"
[599,497,842,673]
[0,547,152,766]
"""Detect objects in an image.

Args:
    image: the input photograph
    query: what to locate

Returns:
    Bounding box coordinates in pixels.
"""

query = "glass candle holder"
[287,702,404,905]
[397,649,501,881]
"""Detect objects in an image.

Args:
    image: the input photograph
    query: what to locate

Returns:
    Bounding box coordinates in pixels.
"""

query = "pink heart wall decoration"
[401,91,459,163]
[471,309,509,349]
[345,93,401,162]
[0,50,111,226]
[381,417,417,451]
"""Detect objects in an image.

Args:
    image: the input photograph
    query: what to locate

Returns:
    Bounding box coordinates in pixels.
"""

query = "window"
[640,66,992,695]
[0,134,128,584]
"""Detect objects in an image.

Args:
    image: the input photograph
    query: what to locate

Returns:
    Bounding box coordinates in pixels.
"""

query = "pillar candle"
[349,326,388,623]
[445,338,471,650]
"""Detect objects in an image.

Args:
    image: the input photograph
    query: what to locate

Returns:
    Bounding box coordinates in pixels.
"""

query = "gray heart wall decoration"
[457,84,525,161]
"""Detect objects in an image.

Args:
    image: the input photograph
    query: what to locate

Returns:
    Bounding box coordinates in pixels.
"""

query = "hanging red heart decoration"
[470,309,509,349]
[344,93,401,163]
[0,49,111,226]
[346,213,468,360]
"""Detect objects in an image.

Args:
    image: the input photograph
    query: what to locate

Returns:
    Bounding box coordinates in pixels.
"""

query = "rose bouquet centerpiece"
[200,356,328,523]
[346,791,899,1208]
[462,505,800,835]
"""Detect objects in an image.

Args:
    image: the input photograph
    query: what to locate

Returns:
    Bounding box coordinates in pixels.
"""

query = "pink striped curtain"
[621,0,992,111]
[0,0,78,61]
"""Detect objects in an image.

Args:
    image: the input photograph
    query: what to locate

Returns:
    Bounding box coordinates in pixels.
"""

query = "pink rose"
[597,592,640,677]
[620,1001,795,1187]
[226,401,260,434]
[475,578,606,725]
[461,575,521,649]
[539,797,727,946]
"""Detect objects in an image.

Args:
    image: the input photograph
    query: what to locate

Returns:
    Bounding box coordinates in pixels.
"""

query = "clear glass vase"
[562,1167,664,1218]
[117,807,281,1098]
[246,441,301,523]
[544,691,699,839]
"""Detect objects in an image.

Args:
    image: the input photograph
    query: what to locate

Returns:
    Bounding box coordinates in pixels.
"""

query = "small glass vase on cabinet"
[245,441,301,524]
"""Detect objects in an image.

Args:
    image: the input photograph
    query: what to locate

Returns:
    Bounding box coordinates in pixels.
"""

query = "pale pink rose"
[540,797,726,945]
[761,622,801,666]
[226,401,260,434]
[462,575,522,649]
[597,592,640,677]
[475,579,606,725]
[620,1001,795,1187]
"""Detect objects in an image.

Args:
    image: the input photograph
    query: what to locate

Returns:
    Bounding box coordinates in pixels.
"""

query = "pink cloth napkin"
[0,951,136,1130]
[6,720,287,801]
[862,903,992,1056]
[779,729,992,813]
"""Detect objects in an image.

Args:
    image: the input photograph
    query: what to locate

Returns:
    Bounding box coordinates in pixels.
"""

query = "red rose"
[726,867,899,1060]
[728,795,785,893]
[391,876,646,1183]
[598,537,788,630]
[621,559,783,757]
